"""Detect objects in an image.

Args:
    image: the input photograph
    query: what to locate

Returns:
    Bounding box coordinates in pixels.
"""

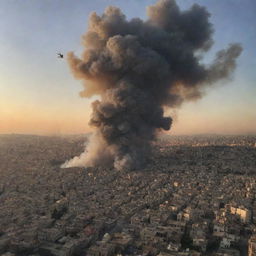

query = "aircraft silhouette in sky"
[57,53,64,58]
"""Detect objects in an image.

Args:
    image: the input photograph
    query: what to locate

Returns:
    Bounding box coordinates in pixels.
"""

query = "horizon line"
[1,132,256,137]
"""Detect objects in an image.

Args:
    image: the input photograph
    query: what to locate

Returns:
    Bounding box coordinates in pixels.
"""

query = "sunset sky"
[0,0,255,135]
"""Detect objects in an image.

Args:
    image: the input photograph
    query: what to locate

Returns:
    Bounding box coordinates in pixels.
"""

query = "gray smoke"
[62,0,242,170]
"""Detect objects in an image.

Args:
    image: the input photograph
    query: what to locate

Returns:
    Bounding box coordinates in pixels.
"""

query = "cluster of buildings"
[0,134,256,256]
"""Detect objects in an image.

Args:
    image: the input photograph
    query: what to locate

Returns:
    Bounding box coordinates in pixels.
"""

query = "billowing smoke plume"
[62,0,242,170]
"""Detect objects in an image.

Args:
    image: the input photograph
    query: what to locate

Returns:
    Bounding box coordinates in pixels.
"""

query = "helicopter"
[57,53,64,58]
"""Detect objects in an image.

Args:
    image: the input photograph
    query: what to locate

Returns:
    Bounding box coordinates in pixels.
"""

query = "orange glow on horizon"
[0,116,90,135]
[1,109,255,135]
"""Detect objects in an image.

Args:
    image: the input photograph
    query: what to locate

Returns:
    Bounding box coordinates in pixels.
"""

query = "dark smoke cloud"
[62,0,242,170]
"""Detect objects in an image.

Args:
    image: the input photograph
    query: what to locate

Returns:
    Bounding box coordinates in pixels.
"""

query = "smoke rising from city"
[62,0,242,170]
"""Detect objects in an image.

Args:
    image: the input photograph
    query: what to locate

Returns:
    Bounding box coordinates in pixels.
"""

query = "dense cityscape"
[0,134,256,256]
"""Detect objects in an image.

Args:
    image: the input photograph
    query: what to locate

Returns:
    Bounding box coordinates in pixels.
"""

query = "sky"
[0,0,255,135]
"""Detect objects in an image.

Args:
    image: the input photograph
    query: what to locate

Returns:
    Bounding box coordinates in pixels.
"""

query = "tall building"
[248,235,256,256]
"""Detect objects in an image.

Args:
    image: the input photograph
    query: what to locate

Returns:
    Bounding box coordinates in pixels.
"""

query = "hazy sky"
[0,0,255,135]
